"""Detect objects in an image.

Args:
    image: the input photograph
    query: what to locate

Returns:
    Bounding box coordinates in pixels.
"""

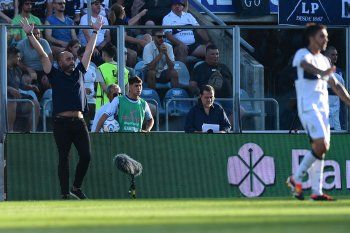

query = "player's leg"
[287,147,318,200]
[309,158,324,194]
[287,109,327,200]
[309,112,334,201]
[294,137,328,180]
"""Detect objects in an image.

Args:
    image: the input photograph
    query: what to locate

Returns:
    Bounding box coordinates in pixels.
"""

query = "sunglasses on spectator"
[24,2,33,5]
[113,93,123,97]
[155,35,166,39]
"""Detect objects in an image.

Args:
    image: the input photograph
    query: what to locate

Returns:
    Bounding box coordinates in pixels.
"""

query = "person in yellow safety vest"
[95,43,129,110]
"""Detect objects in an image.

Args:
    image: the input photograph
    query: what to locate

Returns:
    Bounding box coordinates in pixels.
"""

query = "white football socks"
[309,159,324,195]
[294,150,317,183]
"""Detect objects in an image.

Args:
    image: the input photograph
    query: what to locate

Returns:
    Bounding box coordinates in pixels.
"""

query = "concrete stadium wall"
[5,133,350,200]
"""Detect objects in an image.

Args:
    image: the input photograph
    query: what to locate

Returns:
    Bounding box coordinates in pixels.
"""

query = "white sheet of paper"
[202,124,220,133]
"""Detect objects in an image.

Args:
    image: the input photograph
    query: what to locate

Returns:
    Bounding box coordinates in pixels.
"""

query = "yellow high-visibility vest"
[95,62,129,110]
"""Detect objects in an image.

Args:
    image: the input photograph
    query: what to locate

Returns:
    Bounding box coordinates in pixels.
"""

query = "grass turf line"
[0,199,349,233]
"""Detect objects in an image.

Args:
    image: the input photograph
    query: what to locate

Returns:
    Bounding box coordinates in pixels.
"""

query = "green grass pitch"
[1,198,350,233]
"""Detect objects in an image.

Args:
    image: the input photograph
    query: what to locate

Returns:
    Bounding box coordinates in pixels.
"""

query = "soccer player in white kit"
[287,24,350,201]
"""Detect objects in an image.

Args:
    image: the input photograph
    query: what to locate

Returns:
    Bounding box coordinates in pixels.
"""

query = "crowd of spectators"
[3,0,238,132]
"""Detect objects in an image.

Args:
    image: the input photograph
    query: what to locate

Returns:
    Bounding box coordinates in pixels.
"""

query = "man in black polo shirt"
[20,17,103,199]
[184,85,231,133]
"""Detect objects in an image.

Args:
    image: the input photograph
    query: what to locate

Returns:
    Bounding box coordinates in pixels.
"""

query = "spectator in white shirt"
[162,0,210,63]
[78,0,110,49]
[143,29,179,89]
[77,46,98,127]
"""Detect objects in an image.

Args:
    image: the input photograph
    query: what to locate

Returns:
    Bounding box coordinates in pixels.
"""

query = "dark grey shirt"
[47,62,87,116]
[191,62,233,98]
[17,38,52,71]
[7,66,23,99]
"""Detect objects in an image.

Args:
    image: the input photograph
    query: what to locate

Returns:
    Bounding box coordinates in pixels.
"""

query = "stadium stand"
[141,87,165,115]
[164,87,192,117]
[174,61,190,86]
[134,60,146,80]
[2,0,347,133]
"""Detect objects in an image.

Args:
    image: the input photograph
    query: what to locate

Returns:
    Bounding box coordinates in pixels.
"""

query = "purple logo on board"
[227,143,275,197]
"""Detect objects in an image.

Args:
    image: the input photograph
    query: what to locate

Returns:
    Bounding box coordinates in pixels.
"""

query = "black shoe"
[62,194,70,200]
[70,188,88,200]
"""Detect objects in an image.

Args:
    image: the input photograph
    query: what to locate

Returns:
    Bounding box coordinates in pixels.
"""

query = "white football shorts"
[298,109,330,143]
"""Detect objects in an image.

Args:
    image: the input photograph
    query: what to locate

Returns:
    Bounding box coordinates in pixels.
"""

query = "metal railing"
[42,98,160,132]
[42,99,52,132]
[2,24,241,132]
[0,25,7,140]
[7,99,36,132]
[165,97,279,131]
[241,98,280,130]
[165,98,196,132]
[1,24,349,133]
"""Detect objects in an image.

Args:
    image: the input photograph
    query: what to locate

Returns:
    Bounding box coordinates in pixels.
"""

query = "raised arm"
[20,18,52,74]
[0,11,11,23]
[81,16,103,70]
[128,9,147,26]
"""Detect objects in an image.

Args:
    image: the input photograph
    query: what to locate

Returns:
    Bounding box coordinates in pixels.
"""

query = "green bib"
[118,96,147,132]
[96,62,129,110]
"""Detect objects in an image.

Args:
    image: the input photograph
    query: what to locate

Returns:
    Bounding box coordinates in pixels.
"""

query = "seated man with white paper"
[184,85,231,133]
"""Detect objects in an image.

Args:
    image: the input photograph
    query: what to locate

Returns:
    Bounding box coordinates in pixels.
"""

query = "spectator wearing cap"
[143,28,179,89]
[81,0,109,18]
[11,0,42,43]
[45,0,78,59]
[139,0,188,26]
[79,0,110,50]
[162,0,210,63]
